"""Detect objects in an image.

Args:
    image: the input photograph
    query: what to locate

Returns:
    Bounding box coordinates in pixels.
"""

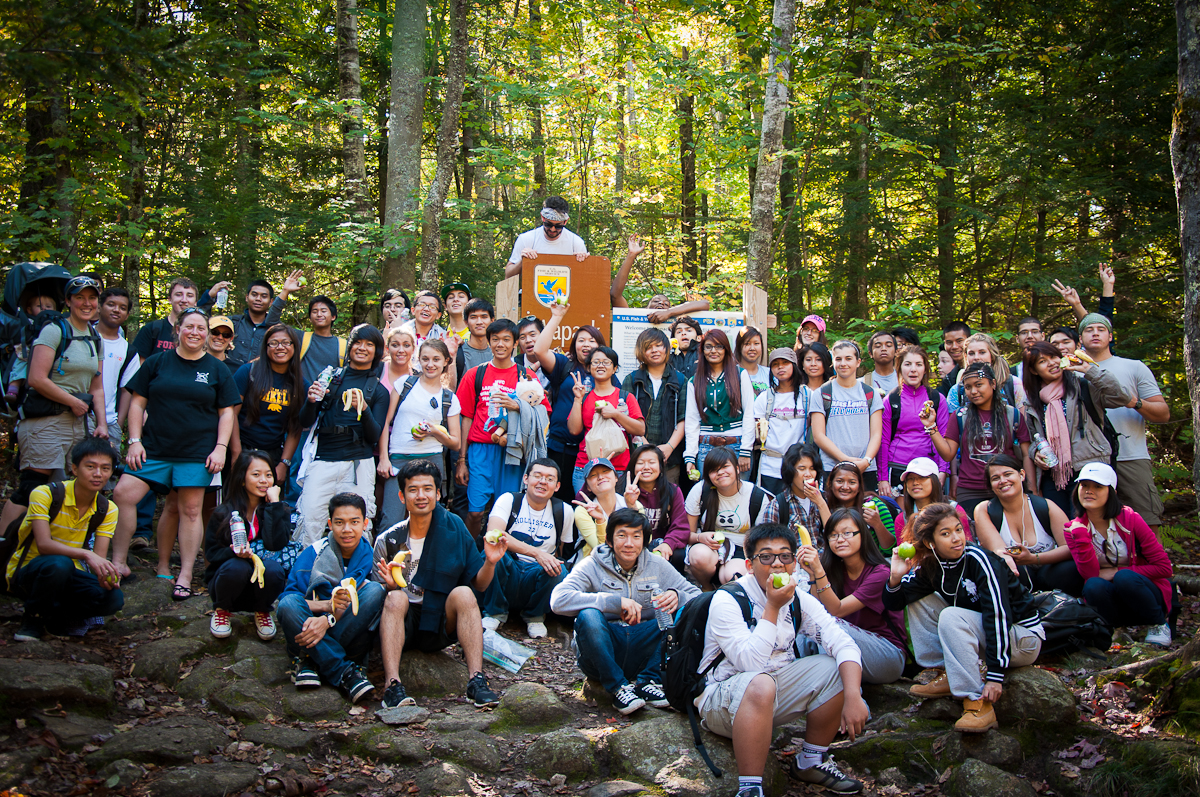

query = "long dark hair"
[569,324,607,368]
[243,324,304,435]
[907,503,965,584]
[824,461,869,510]
[1022,341,1080,422]
[961,363,1014,457]
[797,342,834,385]
[820,508,888,596]
[219,449,275,530]
[693,328,742,422]
[735,327,763,366]
[900,468,948,517]
[699,446,740,534]
[768,353,803,416]
[623,443,672,538]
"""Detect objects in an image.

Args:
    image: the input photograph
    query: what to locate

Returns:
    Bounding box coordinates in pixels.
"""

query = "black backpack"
[394,374,453,430]
[698,483,771,535]
[1030,590,1113,659]
[662,582,804,777]
[17,314,102,419]
[985,495,1052,541]
[502,491,570,558]
[0,482,110,595]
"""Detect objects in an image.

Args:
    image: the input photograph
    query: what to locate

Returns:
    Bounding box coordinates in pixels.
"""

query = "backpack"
[17,314,102,419]
[662,581,805,777]
[502,491,570,558]
[1030,589,1113,659]
[820,379,875,416]
[0,482,110,595]
[985,495,1052,541]
[888,387,941,443]
[1076,379,1121,466]
[394,374,453,431]
[300,332,347,367]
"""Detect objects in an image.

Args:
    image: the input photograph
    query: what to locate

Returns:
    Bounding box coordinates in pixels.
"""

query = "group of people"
[0,199,1181,797]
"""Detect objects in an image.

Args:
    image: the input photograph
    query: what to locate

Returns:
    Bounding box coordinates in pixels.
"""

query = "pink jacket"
[878,383,950,477]
[1064,506,1173,612]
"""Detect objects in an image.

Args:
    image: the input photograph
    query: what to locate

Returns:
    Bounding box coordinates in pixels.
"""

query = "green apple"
[298,276,308,286]
[772,572,791,589]
[485,530,503,545]
[896,542,916,559]
[712,532,725,545]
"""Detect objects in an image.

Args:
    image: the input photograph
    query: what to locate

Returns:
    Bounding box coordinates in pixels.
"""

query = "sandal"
[172,583,195,602]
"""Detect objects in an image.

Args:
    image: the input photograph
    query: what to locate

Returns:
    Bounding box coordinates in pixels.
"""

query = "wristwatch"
[128,438,141,444]
[325,614,336,628]
[280,458,292,467]
[1135,399,1143,411]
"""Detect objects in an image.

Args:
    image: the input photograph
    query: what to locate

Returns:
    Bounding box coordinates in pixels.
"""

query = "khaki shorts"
[1115,459,1164,526]
[698,655,843,739]
[17,413,89,471]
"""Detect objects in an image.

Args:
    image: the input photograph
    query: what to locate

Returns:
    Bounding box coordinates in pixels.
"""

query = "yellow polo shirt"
[7,481,118,580]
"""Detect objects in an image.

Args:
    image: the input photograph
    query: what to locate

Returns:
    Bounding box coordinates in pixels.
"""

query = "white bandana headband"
[540,207,569,224]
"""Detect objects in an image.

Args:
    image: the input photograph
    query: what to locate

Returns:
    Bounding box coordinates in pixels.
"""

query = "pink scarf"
[1039,379,1073,489]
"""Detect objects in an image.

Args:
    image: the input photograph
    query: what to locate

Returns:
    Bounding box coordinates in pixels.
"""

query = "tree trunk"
[678,48,697,282]
[1172,0,1200,511]
[746,0,796,287]
[232,1,262,286]
[781,111,804,312]
[418,0,469,291]
[528,0,546,197]
[121,111,146,323]
[616,62,626,194]
[936,102,957,326]
[383,0,426,292]
[338,0,377,323]
[843,34,873,321]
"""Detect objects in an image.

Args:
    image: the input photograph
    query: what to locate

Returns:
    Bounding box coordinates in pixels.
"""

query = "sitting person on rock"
[882,503,1045,734]
[203,450,293,641]
[372,459,505,710]
[550,508,700,715]
[480,458,575,639]
[277,493,384,704]
[10,437,123,642]
[698,523,867,797]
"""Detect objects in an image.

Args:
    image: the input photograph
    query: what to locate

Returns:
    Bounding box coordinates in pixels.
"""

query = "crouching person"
[11,438,124,641]
[883,503,1044,733]
[551,508,700,715]
[698,523,867,797]
[278,493,385,704]
[372,460,505,709]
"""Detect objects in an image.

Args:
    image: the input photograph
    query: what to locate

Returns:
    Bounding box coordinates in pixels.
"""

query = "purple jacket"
[878,383,950,477]
[639,483,690,552]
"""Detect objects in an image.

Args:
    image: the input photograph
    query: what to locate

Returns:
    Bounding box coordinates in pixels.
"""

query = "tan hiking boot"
[955,698,998,733]
[909,669,951,698]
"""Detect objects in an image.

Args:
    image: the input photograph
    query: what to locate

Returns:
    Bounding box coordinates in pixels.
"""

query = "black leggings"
[1019,560,1085,597]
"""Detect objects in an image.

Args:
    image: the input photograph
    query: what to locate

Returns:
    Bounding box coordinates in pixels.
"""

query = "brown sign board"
[495,254,612,353]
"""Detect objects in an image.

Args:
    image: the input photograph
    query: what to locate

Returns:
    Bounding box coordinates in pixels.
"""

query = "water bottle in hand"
[230,510,248,551]
[651,586,674,631]
[215,288,228,309]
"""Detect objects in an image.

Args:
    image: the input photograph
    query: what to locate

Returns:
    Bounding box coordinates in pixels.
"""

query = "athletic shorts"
[698,655,843,738]
[1114,459,1164,526]
[127,459,218,494]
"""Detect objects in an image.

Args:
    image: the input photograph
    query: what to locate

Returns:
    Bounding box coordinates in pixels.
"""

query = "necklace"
[1006,496,1033,548]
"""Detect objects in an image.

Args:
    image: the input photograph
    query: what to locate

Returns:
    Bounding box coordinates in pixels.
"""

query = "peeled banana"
[248,551,266,589]
[331,577,360,615]
[341,387,365,419]
[389,551,409,588]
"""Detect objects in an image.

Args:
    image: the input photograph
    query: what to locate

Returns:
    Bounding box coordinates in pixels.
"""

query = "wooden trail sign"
[495,254,612,353]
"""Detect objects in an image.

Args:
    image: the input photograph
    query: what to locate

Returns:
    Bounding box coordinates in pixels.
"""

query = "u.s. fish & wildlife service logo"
[535,265,571,308]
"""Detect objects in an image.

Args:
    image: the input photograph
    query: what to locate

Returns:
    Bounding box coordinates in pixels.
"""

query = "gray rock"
[118,578,174,617]
[87,716,230,765]
[917,697,963,722]
[240,723,315,751]
[996,667,1077,726]
[493,681,570,729]
[938,729,1023,768]
[36,711,114,750]
[431,729,503,772]
[831,729,942,778]
[343,727,431,764]
[524,728,596,778]
[99,759,145,790]
[175,656,233,701]
[229,654,291,685]
[397,650,468,696]
[415,761,471,795]
[867,712,908,731]
[581,677,609,705]
[233,638,278,661]
[148,763,259,797]
[211,679,282,722]
[60,646,108,666]
[946,758,1037,797]
[9,639,56,659]
[587,781,656,797]
[864,682,920,714]
[282,687,349,719]
[877,767,909,789]
[0,659,114,707]
[131,637,206,685]
[610,715,786,797]
[0,747,49,788]
[377,705,431,726]
[426,706,496,733]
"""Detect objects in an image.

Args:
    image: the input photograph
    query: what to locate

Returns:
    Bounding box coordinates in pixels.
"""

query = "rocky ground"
[0,543,1197,797]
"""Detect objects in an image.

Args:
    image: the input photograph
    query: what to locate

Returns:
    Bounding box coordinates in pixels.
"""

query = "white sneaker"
[482,616,501,633]
[526,621,548,638]
[1145,623,1172,646]
[210,609,232,639]
[254,612,277,641]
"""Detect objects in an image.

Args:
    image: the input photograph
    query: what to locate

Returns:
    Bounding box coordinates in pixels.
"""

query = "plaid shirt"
[762,489,825,553]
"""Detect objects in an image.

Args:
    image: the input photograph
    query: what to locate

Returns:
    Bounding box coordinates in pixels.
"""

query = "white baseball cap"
[900,457,939,482]
[1077,462,1118,489]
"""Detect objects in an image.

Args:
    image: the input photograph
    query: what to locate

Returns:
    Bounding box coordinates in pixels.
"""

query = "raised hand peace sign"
[571,371,588,402]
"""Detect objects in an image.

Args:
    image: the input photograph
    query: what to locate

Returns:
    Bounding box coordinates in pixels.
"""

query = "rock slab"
[132,637,206,686]
[587,782,656,797]
[0,659,114,707]
[240,723,316,751]
[996,667,1077,726]
[396,650,468,696]
[87,716,230,766]
[377,705,431,726]
[938,729,1023,768]
[149,763,259,797]
[493,681,571,729]
[431,729,503,772]
[946,758,1037,797]
[524,728,596,778]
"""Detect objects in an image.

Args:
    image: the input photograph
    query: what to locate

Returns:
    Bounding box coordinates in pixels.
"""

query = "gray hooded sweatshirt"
[550,544,701,624]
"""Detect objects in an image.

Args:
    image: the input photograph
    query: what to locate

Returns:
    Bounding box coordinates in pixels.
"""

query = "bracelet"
[129,438,141,444]
[280,458,292,467]
[216,443,228,448]
[1035,553,1041,564]
[814,583,831,594]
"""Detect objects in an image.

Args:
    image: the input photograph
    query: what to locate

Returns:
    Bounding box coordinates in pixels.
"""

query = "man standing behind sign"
[503,197,589,279]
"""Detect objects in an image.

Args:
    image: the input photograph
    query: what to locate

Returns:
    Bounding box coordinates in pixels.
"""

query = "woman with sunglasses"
[205,315,238,379]
[622,444,688,562]
[796,342,833,392]
[110,307,240,599]
[230,324,305,486]
[685,448,775,589]
[1063,462,1174,646]
[683,329,755,480]
[821,461,899,553]
[567,346,645,493]
[796,508,907,684]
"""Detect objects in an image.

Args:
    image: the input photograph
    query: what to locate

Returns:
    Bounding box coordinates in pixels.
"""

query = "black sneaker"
[635,681,671,709]
[14,617,43,642]
[790,756,862,794]
[292,657,321,689]
[381,679,416,709]
[338,666,374,704]
[466,671,500,707]
[613,683,646,715]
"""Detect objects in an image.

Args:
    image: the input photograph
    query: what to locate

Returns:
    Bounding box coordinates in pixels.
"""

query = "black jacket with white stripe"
[882,545,1043,684]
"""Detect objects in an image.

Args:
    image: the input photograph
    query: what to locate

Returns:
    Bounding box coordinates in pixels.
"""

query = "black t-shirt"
[127,350,241,462]
[234,364,307,451]
[132,318,177,360]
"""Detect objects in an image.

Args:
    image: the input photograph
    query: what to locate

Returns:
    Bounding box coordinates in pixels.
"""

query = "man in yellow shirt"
[10,437,122,641]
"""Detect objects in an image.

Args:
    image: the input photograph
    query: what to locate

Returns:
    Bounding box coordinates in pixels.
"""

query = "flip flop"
[155,574,174,580]
[172,583,195,602]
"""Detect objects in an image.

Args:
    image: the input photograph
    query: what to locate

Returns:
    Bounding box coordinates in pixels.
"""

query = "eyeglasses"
[211,328,234,339]
[702,344,723,353]
[753,552,796,565]
[415,302,439,311]
[267,339,294,349]
[827,530,861,542]
[543,222,565,230]
[590,359,613,368]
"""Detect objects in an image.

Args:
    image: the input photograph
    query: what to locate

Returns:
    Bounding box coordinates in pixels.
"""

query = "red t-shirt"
[574,386,644,471]
[456,362,552,445]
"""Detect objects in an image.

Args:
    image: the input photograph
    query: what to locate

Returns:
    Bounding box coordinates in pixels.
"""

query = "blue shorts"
[466,443,523,513]
[128,458,218,494]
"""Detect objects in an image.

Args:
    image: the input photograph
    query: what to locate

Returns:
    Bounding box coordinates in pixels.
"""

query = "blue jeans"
[572,465,586,495]
[16,555,124,624]
[277,580,386,683]
[695,442,740,472]
[573,607,664,693]
[482,555,566,622]
[1083,569,1167,628]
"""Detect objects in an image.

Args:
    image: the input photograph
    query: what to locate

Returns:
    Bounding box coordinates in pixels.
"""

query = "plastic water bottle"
[1032,433,1059,468]
[315,365,336,390]
[651,586,674,631]
[215,288,228,309]
[230,511,248,551]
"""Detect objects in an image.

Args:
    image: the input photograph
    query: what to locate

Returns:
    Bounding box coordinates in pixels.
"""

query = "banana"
[248,552,266,589]
[389,551,409,588]
[1074,349,1096,365]
[331,577,360,615]
[341,388,366,418]
[797,525,812,548]
[920,399,935,417]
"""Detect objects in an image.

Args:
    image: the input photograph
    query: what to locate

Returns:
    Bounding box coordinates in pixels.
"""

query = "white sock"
[738,775,763,791]
[798,741,828,769]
